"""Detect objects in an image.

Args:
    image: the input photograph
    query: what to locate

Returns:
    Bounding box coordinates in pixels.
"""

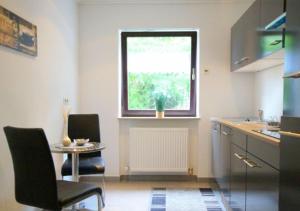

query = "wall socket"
[63,97,69,105]
[124,166,129,172]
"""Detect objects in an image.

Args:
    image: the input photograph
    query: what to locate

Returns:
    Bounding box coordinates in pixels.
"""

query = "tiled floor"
[72,178,215,211]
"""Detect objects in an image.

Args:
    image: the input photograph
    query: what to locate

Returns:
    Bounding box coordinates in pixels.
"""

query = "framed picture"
[0,5,37,56]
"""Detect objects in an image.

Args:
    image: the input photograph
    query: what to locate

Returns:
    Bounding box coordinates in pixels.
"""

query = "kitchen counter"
[214,118,280,146]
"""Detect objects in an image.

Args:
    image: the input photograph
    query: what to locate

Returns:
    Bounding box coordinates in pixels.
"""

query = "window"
[121,31,197,117]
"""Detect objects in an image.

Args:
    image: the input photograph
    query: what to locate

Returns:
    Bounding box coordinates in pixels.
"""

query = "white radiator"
[129,128,189,173]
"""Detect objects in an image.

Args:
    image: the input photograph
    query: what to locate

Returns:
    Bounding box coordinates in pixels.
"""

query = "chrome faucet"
[258,109,264,122]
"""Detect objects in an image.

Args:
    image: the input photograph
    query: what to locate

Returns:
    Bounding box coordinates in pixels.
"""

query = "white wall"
[253,65,284,121]
[0,0,78,210]
[79,1,255,178]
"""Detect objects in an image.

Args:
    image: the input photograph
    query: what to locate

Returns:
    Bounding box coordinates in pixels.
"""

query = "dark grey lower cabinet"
[212,122,221,186]
[246,153,279,211]
[220,126,232,201]
[230,144,246,211]
[214,125,279,211]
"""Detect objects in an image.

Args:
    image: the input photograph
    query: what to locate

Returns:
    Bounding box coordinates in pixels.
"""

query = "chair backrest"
[3,126,59,210]
[68,114,101,158]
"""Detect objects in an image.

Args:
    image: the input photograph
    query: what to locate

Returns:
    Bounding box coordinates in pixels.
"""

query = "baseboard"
[79,175,121,182]
[79,174,215,183]
[120,175,198,182]
[105,176,121,181]
[197,177,216,183]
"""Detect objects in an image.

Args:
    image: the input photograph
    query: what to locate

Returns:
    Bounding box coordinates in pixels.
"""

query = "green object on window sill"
[155,94,166,112]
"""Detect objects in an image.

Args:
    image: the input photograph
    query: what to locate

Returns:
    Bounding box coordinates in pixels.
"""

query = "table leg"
[72,153,79,210]
[72,153,79,181]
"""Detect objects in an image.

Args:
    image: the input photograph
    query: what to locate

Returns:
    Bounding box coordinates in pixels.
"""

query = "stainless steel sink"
[224,117,263,125]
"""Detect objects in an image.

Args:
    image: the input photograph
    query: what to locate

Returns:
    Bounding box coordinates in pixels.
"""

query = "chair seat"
[61,156,105,176]
[57,180,102,208]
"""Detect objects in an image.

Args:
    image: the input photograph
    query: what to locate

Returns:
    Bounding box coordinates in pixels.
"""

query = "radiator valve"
[188,168,194,176]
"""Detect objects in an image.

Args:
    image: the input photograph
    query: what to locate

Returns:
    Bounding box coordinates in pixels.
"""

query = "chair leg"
[97,193,102,211]
[101,174,106,202]
[71,204,76,211]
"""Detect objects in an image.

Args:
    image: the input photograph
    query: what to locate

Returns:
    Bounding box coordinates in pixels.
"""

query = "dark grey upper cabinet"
[285,0,300,76]
[231,15,247,71]
[231,0,260,71]
[258,0,285,58]
[231,0,287,72]
[244,0,261,65]
[260,0,285,27]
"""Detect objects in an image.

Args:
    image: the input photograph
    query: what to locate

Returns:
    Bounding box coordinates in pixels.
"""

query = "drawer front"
[232,129,247,150]
[247,136,279,170]
[220,124,232,201]
[246,153,279,211]
[230,144,247,211]
[221,125,232,135]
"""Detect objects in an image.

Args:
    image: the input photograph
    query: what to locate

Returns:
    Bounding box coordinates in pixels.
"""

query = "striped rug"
[150,188,224,211]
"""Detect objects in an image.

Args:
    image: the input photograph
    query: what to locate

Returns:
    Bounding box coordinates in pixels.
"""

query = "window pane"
[127,36,191,110]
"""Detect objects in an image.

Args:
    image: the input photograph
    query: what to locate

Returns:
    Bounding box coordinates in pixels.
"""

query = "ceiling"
[78,0,253,5]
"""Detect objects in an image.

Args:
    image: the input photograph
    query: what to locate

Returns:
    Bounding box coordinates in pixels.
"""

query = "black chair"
[3,126,103,211]
[61,114,105,182]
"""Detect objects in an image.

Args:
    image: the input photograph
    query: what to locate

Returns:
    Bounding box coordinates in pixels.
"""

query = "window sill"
[118,116,201,120]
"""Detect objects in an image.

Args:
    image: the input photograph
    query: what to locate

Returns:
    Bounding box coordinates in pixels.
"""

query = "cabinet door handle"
[243,159,261,168]
[269,40,282,46]
[279,131,300,138]
[283,71,300,79]
[222,131,231,136]
[233,60,240,65]
[234,153,244,160]
[234,57,249,65]
[240,57,249,62]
